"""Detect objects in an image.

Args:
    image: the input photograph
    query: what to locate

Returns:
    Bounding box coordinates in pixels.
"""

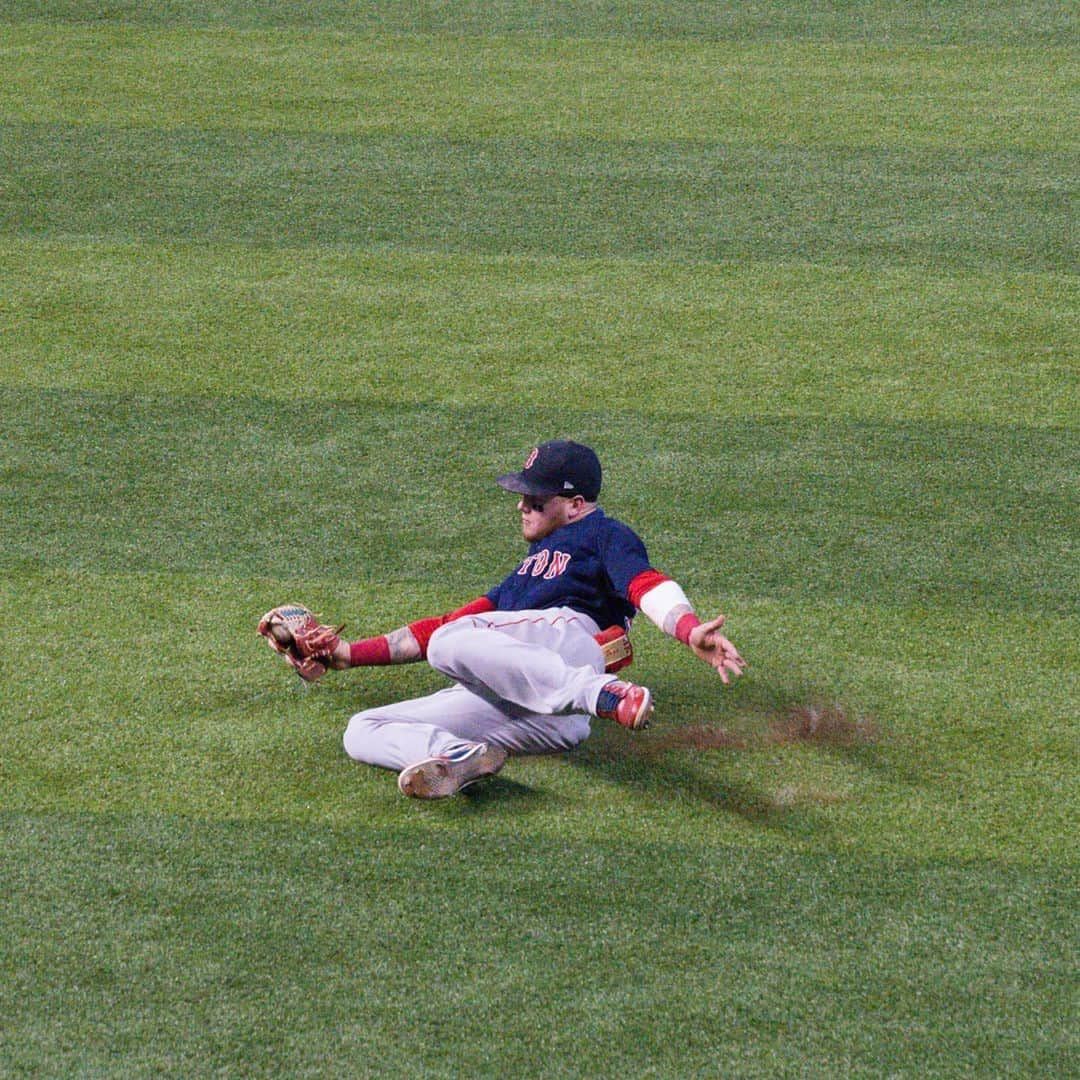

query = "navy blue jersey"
[485,509,652,630]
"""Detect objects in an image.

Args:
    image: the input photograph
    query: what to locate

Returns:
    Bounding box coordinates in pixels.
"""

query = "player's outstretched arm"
[258,599,482,680]
[327,596,499,669]
[629,573,746,684]
[326,625,421,669]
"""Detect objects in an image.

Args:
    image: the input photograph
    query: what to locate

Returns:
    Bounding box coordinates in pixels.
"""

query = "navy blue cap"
[496,440,602,501]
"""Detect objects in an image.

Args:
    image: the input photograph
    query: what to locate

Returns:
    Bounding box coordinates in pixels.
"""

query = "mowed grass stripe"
[3,388,1075,614]
[2,240,1074,424]
[6,0,1076,44]
[2,813,1073,1076]
[2,566,1074,861]
[1,126,1074,271]
[1,28,1074,150]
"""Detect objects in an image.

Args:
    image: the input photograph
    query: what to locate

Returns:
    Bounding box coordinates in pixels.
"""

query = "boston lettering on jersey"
[486,509,653,631]
[516,549,572,579]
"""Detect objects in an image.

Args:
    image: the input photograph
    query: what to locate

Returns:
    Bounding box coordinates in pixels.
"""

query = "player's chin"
[523,522,553,542]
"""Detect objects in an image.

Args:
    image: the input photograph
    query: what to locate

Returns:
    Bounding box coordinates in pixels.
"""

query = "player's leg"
[343,683,591,770]
[425,609,614,717]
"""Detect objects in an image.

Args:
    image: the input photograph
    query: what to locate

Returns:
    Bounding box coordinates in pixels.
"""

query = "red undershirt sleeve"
[407,596,496,658]
[626,569,671,608]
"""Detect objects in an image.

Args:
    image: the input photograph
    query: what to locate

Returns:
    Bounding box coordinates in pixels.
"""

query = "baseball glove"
[257,603,344,682]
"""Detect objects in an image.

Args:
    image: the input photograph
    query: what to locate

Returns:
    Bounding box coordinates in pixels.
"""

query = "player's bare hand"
[688,615,747,684]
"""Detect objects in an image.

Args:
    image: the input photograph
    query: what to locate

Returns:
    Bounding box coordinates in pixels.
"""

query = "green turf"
[6,0,1077,44]
[1,244,1075,420]
[1,815,1074,1077]
[2,133,1073,271]
[3,28,1074,149]
[1,1,1076,1076]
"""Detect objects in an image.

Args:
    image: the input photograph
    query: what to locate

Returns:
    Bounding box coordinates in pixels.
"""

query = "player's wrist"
[349,636,393,667]
[675,612,702,645]
[327,639,352,668]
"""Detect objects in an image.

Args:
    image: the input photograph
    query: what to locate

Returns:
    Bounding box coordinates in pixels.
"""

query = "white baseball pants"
[342,607,613,770]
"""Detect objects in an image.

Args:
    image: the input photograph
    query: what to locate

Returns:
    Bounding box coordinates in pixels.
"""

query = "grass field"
[1,2,1077,1076]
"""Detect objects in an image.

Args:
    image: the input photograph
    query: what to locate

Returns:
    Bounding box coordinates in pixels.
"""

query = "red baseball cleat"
[595,680,653,730]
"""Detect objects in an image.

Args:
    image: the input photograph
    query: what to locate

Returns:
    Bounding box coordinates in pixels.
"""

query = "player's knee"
[563,715,591,749]
[424,622,460,676]
[342,711,376,761]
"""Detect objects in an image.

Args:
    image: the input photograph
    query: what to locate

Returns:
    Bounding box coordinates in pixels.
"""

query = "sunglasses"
[522,492,580,513]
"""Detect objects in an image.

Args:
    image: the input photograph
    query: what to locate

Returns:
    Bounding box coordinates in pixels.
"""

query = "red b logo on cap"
[524,447,539,469]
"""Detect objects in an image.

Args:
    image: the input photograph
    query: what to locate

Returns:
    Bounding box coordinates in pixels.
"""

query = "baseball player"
[258,440,745,799]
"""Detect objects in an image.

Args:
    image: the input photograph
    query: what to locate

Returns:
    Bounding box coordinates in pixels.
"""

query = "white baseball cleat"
[397,742,508,799]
